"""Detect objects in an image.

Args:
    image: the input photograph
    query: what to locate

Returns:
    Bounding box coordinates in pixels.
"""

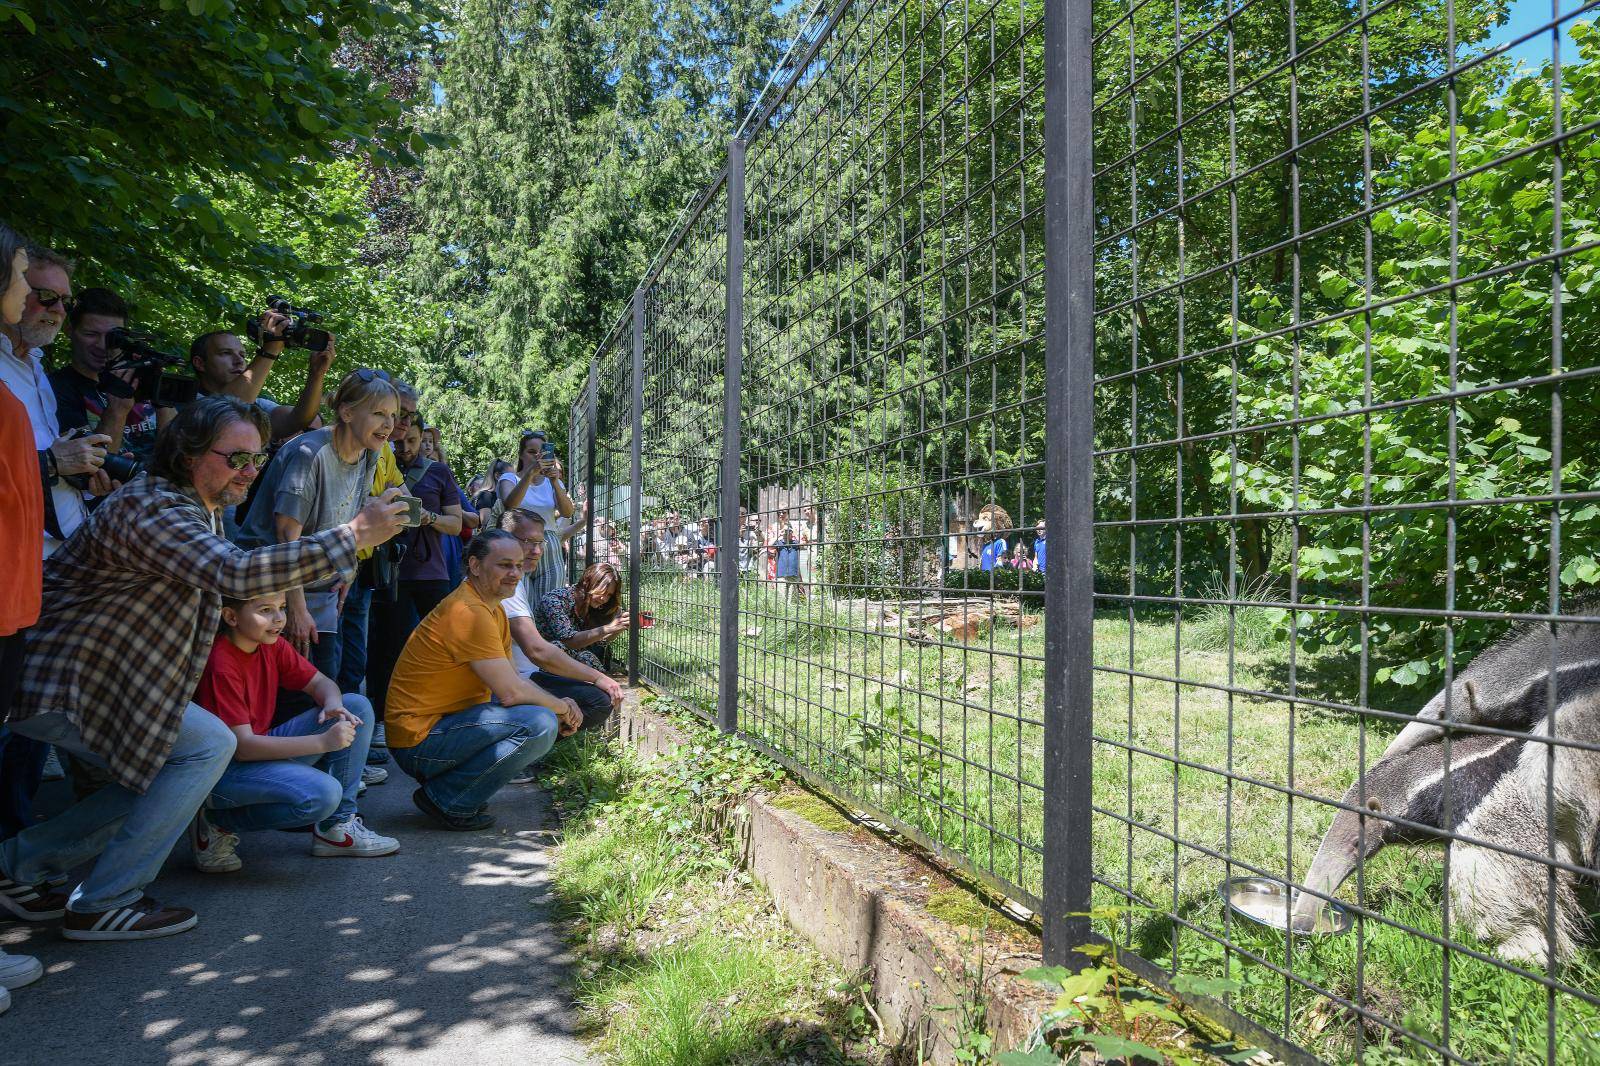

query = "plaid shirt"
[11,473,357,794]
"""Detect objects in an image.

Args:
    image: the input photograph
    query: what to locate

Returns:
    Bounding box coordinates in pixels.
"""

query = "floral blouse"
[535,584,612,672]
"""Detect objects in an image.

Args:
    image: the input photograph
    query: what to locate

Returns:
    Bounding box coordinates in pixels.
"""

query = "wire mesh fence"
[563,0,1600,1060]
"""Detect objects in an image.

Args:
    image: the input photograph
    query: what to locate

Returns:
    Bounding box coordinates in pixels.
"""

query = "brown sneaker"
[0,875,68,922]
[62,896,197,941]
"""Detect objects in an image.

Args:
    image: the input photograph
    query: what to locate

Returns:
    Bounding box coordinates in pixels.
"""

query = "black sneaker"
[411,788,494,831]
[62,896,197,941]
[0,874,68,922]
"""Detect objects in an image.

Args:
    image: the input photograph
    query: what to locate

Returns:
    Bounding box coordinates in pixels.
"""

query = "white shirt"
[502,576,538,677]
[498,469,556,513]
[0,334,85,556]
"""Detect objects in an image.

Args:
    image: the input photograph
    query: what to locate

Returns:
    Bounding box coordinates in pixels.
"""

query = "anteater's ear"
[1465,679,1480,718]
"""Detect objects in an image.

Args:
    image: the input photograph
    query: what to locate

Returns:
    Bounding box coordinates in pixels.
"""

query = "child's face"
[226,595,287,645]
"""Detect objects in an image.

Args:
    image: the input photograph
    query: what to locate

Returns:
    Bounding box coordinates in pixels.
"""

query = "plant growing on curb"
[998,908,1259,1066]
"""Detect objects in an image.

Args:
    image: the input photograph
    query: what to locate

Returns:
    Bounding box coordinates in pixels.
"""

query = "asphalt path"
[1,770,596,1065]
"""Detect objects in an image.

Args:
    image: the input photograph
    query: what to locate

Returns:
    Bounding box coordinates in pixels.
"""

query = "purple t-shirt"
[399,460,465,582]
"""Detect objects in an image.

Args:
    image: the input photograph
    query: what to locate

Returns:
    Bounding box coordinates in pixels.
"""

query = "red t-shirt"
[195,636,317,735]
[0,382,43,636]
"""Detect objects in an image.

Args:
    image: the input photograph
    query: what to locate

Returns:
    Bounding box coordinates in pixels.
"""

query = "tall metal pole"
[718,142,746,735]
[584,363,597,569]
[629,288,645,686]
[1042,0,1095,965]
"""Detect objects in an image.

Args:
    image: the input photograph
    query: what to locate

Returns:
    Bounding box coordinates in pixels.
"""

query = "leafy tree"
[0,0,442,322]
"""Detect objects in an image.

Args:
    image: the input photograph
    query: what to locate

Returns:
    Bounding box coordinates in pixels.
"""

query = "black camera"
[247,295,331,353]
[102,328,199,409]
[61,426,145,489]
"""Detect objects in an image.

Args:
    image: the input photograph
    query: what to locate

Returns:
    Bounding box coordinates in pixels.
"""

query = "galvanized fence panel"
[571,0,1600,1059]
[633,181,732,718]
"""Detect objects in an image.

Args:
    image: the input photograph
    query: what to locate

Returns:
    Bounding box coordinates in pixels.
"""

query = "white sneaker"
[190,808,242,873]
[361,764,388,786]
[311,816,400,858]
[0,950,42,990]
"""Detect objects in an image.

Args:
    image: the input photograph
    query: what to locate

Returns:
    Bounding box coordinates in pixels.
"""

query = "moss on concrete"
[765,790,855,834]
[924,886,998,929]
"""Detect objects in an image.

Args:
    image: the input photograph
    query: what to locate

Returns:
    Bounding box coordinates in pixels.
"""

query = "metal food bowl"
[1220,876,1353,936]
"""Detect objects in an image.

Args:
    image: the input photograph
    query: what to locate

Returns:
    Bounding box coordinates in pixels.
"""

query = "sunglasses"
[520,429,547,440]
[211,448,270,470]
[354,368,392,383]
[31,287,73,312]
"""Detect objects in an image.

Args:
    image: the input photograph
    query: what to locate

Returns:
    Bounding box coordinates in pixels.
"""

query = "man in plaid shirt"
[0,397,406,942]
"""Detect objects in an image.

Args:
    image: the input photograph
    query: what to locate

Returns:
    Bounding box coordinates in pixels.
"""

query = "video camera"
[246,295,331,353]
[103,327,199,410]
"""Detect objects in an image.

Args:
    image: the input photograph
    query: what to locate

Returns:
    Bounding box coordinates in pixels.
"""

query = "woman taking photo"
[535,563,629,674]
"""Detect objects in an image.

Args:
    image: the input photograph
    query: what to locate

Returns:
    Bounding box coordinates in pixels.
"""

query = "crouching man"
[0,398,406,941]
[386,529,582,831]
[498,509,623,739]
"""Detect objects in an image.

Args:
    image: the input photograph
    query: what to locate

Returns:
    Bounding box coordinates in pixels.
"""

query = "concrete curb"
[614,690,1055,1064]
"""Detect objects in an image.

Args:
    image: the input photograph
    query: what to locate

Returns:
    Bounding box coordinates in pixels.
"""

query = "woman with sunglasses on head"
[235,369,400,702]
[0,222,48,1009]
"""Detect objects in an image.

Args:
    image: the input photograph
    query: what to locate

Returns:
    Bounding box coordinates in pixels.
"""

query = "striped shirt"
[10,473,358,793]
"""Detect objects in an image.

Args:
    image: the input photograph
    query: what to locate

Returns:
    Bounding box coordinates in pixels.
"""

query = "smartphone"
[639,610,655,628]
[396,494,424,527]
[541,443,556,461]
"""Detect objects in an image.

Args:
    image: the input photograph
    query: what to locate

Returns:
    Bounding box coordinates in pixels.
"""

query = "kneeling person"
[191,591,400,871]
[387,530,582,830]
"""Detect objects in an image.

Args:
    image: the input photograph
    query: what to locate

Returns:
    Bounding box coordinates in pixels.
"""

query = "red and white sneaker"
[311,816,400,858]
[190,809,242,874]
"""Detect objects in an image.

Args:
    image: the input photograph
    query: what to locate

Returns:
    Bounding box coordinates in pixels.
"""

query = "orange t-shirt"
[385,579,512,748]
[0,382,43,635]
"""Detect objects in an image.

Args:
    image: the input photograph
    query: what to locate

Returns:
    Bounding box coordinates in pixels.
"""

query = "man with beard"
[0,245,111,556]
[0,398,406,941]
[50,287,173,462]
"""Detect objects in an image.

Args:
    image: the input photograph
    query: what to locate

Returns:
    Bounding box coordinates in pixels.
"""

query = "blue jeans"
[1,704,236,913]
[391,702,559,818]
[206,694,374,834]
[338,584,372,694]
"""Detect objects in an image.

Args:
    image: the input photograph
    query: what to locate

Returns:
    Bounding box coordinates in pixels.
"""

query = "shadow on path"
[2,772,595,1065]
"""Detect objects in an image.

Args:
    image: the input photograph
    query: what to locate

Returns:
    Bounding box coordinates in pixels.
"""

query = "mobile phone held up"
[396,495,424,527]
[639,610,655,629]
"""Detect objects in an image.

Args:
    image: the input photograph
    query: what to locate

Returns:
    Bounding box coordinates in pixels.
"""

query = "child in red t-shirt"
[189,591,401,872]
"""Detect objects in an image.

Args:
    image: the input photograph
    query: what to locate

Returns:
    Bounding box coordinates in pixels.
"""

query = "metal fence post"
[584,363,597,569]
[718,140,746,735]
[629,287,645,687]
[1042,0,1095,965]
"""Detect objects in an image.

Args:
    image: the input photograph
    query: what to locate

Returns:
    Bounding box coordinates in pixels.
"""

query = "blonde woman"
[237,368,399,688]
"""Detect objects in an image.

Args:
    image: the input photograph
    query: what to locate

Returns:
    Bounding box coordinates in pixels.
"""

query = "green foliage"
[944,566,1046,595]
[818,462,942,596]
[0,0,438,319]
[407,0,793,475]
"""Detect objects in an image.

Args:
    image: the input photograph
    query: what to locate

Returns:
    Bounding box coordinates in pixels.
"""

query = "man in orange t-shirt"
[386,529,581,830]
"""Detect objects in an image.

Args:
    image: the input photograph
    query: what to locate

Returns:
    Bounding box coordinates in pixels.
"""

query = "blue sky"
[1488,0,1588,70]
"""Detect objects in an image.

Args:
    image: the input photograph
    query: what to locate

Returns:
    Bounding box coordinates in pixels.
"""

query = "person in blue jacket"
[1033,519,1046,574]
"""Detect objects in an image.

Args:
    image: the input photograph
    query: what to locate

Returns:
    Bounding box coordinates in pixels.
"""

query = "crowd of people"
[0,223,629,1012]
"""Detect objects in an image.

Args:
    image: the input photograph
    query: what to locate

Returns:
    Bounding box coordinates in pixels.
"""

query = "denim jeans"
[206,693,375,834]
[1,704,236,913]
[338,584,372,694]
[391,702,559,817]
[527,671,614,732]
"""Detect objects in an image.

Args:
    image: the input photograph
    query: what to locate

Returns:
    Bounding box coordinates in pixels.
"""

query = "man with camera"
[0,245,114,557]
[0,397,407,942]
[51,287,174,467]
[189,297,334,443]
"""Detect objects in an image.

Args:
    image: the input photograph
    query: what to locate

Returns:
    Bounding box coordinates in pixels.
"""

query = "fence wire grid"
[566,0,1600,1060]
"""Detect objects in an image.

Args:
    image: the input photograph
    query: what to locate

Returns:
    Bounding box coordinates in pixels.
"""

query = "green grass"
[546,734,875,1065]
[630,573,1600,1063]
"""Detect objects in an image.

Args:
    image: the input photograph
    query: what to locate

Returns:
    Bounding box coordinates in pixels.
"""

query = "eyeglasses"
[210,448,270,470]
[31,287,73,312]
